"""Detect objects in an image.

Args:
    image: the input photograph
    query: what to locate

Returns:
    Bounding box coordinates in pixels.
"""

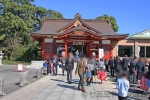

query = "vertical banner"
[99,49,104,59]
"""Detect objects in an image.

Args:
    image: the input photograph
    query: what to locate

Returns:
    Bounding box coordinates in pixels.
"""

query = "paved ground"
[1,66,149,100]
[0,65,43,96]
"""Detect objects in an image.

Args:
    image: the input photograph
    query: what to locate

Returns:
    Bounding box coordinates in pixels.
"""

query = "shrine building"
[30,13,129,60]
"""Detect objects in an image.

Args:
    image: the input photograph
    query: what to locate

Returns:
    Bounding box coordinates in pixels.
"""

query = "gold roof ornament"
[60,29,65,33]
[74,31,84,36]
[101,37,108,39]
[53,36,57,38]
[74,20,82,26]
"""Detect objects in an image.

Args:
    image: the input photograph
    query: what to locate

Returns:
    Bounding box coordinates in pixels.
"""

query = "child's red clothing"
[98,71,107,81]
[140,76,148,91]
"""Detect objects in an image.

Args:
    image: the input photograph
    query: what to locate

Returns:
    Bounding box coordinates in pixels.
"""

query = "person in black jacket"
[60,55,67,76]
[136,58,145,88]
[114,56,122,81]
[122,55,129,70]
[52,55,59,76]
[46,57,51,75]
[109,56,115,76]
[65,53,74,84]
[105,59,109,72]
[129,56,137,83]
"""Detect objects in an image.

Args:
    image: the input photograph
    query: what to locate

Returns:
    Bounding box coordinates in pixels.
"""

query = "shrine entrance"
[68,45,87,56]
[30,13,129,60]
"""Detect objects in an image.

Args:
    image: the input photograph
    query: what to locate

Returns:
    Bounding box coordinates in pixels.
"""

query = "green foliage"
[96,14,119,32]
[0,0,64,63]
[2,60,31,65]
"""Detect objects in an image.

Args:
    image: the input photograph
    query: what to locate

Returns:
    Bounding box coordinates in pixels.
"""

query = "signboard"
[99,49,104,59]
[14,64,26,72]
[73,40,84,45]
[18,64,23,71]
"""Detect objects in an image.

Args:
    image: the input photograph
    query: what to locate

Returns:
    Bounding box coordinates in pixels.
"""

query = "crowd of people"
[42,52,150,100]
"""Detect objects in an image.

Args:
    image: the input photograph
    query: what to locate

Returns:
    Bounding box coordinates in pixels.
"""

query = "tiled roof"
[30,13,128,37]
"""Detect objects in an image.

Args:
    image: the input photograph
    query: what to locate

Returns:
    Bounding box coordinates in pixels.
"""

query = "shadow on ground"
[57,84,76,90]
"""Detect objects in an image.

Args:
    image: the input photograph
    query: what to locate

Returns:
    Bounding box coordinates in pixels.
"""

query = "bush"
[2,60,31,65]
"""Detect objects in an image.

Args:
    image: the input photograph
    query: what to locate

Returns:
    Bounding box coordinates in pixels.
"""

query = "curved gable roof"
[30,13,128,38]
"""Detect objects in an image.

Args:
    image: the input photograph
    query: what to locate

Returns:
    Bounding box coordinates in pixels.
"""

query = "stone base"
[0,59,2,65]
[31,61,44,68]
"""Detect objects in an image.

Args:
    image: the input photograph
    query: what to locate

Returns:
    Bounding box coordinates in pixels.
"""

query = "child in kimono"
[98,68,107,84]
[140,72,148,94]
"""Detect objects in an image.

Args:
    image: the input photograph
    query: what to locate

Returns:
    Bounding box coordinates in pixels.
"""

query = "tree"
[0,0,64,61]
[96,14,119,32]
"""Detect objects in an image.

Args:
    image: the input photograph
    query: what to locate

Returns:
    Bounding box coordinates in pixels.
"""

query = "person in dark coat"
[122,55,129,69]
[105,59,109,72]
[136,58,146,88]
[129,56,137,84]
[52,55,59,76]
[47,58,51,75]
[114,56,122,80]
[129,55,134,62]
[60,55,67,76]
[65,53,74,84]
[109,56,115,76]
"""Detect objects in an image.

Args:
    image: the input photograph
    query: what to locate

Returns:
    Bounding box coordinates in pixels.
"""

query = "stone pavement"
[0,66,146,100]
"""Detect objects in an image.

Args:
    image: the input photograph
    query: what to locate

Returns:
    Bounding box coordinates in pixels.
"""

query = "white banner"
[18,64,23,71]
[99,49,104,59]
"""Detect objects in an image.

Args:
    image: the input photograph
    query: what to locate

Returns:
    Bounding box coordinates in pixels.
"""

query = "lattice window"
[45,44,53,53]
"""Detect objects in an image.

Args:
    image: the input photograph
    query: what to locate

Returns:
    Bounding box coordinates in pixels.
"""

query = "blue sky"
[34,0,150,35]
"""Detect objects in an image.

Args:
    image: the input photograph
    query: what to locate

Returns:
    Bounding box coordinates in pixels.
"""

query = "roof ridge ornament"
[74,13,82,18]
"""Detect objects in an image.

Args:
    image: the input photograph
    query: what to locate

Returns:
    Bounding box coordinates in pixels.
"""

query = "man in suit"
[114,56,122,80]
[52,55,59,76]
[105,59,109,72]
[60,55,67,76]
[129,56,137,83]
[65,53,74,84]
[109,56,115,76]
[75,56,85,92]
[46,57,51,75]
[122,55,129,69]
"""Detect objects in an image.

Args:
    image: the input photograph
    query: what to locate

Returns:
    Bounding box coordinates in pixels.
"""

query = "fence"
[0,78,6,96]
[36,68,43,79]
[19,71,30,87]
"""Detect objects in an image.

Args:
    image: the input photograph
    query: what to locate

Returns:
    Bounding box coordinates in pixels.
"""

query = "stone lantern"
[0,51,4,65]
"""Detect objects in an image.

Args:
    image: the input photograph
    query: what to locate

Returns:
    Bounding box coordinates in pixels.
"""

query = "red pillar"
[53,39,56,54]
[87,44,89,57]
[99,40,102,48]
[64,39,68,57]
[42,38,45,60]
[89,40,92,57]
[110,39,112,57]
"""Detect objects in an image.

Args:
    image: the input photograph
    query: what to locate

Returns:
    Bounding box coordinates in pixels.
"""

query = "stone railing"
[31,61,44,68]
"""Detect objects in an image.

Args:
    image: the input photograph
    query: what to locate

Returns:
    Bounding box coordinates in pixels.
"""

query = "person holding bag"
[87,56,98,83]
